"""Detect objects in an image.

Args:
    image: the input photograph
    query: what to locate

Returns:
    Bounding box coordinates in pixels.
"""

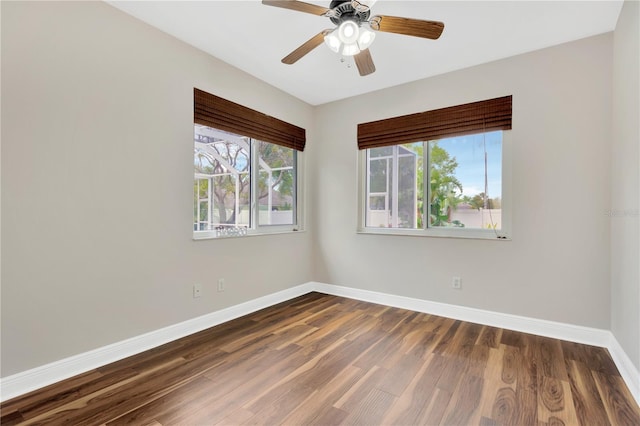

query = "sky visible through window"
[439,131,502,198]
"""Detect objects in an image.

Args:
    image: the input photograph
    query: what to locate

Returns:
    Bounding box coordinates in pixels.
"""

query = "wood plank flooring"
[2,292,639,425]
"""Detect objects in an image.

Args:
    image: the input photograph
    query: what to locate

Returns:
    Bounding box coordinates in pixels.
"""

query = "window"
[358,96,512,239]
[193,89,304,239]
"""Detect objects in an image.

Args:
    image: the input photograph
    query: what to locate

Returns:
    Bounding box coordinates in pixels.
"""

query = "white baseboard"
[312,281,640,406]
[2,281,638,408]
[607,332,640,404]
[0,282,314,402]
[311,282,612,346]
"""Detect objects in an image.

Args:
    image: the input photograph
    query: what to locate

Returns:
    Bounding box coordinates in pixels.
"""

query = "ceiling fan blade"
[354,49,375,76]
[262,0,331,16]
[370,15,444,40]
[282,30,330,65]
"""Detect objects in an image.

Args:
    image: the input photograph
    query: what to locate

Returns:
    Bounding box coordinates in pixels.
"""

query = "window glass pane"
[194,125,250,230]
[366,143,422,228]
[398,152,417,228]
[369,146,393,158]
[428,131,502,229]
[367,154,390,227]
[258,141,295,225]
[369,195,386,210]
[369,158,388,193]
[194,178,209,231]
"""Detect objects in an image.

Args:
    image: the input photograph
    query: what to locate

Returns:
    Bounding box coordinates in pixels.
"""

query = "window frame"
[357,130,511,240]
[193,127,304,241]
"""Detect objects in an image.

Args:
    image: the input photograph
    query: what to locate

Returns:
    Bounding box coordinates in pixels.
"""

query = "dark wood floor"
[2,292,639,425]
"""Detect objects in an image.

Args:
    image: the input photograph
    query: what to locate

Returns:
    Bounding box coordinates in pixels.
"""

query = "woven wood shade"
[357,96,512,150]
[194,88,306,151]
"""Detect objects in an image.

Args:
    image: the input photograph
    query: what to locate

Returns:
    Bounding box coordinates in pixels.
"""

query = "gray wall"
[611,0,640,374]
[310,33,613,328]
[1,1,315,376]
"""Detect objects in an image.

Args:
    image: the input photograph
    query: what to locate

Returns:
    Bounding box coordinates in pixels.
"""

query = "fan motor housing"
[329,0,370,25]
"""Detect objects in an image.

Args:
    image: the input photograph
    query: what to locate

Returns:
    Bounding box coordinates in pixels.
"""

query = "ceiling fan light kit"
[262,0,444,76]
[324,20,375,56]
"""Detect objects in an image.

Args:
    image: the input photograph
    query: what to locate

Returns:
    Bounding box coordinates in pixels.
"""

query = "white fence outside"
[450,208,502,229]
[367,208,502,229]
[236,210,293,226]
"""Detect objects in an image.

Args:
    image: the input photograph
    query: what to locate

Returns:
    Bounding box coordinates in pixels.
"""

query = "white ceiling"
[108,0,623,106]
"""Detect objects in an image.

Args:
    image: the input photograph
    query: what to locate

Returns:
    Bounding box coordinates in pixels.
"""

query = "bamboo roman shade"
[194,88,306,151]
[357,95,512,150]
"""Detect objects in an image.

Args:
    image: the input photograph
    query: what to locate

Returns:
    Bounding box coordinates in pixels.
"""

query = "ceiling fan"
[262,0,444,76]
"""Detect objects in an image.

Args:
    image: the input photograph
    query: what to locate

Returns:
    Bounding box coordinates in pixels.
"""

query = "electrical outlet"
[193,283,202,298]
[217,278,225,292]
[452,276,462,289]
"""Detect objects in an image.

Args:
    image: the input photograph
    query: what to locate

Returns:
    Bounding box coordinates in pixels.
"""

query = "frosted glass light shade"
[342,43,360,56]
[357,27,375,50]
[338,20,359,45]
[324,30,341,53]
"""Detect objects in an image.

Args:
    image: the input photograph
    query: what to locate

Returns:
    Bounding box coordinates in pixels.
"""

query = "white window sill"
[357,227,511,241]
[193,227,304,241]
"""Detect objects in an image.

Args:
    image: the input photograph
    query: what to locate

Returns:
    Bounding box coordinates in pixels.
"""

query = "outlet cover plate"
[193,283,202,298]
[452,277,462,289]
